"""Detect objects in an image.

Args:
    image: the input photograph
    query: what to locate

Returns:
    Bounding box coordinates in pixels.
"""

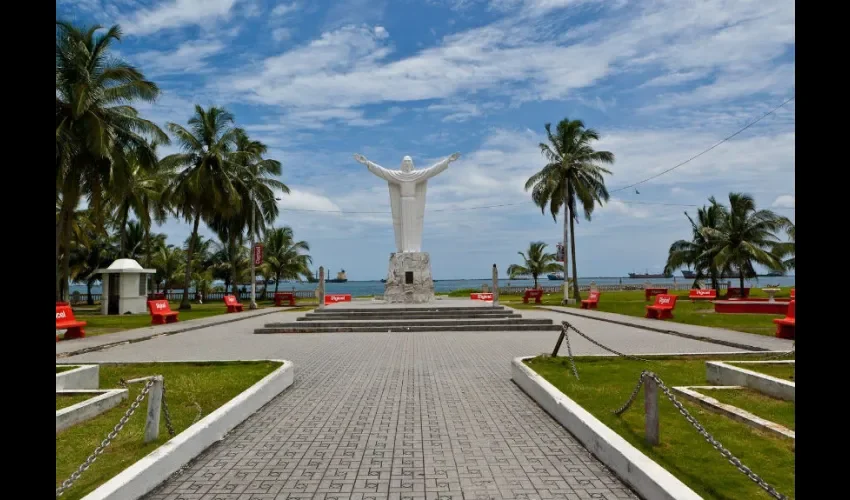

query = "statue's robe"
[365,159,451,253]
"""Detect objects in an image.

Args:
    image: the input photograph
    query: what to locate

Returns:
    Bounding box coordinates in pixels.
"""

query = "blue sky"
[58,0,795,280]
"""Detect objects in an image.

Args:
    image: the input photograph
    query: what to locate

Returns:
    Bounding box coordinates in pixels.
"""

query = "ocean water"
[70,275,796,297]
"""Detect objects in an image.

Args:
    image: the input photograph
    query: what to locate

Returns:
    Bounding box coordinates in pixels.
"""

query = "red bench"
[645,288,668,301]
[325,294,352,305]
[580,291,601,309]
[274,292,296,307]
[688,288,717,301]
[773,300,795,339]
[223,295,244,313]
[645,294,678,320]
[147,299,179,325]
[726,287,751,299]
[56,305,86,342]
[523,289,543,304]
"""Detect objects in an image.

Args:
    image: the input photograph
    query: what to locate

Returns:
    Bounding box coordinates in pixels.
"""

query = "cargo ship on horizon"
[628,270,673,279]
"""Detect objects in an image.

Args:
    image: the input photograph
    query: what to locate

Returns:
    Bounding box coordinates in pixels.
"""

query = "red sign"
[324,293,352,305]
[253,244,264,266]
[470,293,494,301]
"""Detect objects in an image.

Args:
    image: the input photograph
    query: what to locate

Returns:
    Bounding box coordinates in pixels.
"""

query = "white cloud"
[600,199,650,218]
[132,40,225,75]
[272,2,299,16]
[278,189,342,212]
[772,194,795,208]
[120,0,239,36]
[220,0,793,122]
[373,26,389,39]
[640,69,710,88]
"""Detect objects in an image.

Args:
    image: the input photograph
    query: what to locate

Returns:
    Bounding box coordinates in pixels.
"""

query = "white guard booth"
[95,259,157,315]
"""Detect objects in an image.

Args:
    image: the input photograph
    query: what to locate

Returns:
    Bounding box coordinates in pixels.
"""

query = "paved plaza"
[60,304,762,500]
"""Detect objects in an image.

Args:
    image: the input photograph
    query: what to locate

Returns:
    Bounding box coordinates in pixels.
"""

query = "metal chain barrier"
[56,378,156,497]
[560,322,581,380]
[612,371,787,500]
[612,371,647,416]
[161,380,176,437]
[561,321,651,362]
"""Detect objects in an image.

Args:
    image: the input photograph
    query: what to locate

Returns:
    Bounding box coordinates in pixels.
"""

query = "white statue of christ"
[354,152,460,253]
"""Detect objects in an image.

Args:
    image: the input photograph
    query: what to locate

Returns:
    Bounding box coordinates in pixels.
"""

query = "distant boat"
[629,270,673,279]
[547,272,564,280]
[327,269,348,283]
[380,278,386,283]
[681,270,696,279]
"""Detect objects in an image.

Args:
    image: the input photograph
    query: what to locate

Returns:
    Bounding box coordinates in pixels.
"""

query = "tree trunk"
[86,281,94,306]
[739,269,745,292]
[56,215,64,302]
[274,274,280,295]
[533,274,538,289]
[561,184,571,304]
[230,234,238,300]
[180,211,201,310]
[569,212,580,301]
[119,208,129,258]
[61,210,73,303]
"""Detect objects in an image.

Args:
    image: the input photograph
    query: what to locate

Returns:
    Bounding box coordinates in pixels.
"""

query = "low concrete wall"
[57,389,128,433]
[672,386,794,440]
[57,364,99,390]
[512,357,701,500]
[706,361,795,401]
[82,360,294,500]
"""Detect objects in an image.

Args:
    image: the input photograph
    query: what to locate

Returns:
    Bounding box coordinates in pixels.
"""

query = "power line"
[277,199,794,215]
[609,95,795,193]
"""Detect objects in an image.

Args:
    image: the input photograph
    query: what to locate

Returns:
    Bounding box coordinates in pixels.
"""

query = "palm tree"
[664,199,729,290]
[110,144,174,261]
[702,193,787,291]
[261,227,312,295]
[151,244,184,296]
[507,242,563,289]
[162,106,243,309]
[524,119,614,302]
[207,129,289,301]
[770,221,795,271]
[210,234,250,294]
[68,210,117,304]
[56,21,168,300]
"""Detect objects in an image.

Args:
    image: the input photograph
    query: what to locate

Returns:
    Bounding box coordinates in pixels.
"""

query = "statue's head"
[401,155,414,172]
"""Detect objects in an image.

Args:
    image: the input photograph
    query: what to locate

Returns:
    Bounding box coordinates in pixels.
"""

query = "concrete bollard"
[644,374,659,445]
[317,266,325,310]
[144,376,164,443]
[492,264,499,307]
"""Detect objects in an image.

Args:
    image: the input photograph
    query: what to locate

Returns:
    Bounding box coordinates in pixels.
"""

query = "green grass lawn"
[56,361,281,500]
[728,362,795,381]
[57,393,94,410]
[525,354,794,500]
[500,288,793,336]
[695,388,795,430]
[56,365,78,373]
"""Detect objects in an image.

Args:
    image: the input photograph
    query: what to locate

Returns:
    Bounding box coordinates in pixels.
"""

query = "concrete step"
[300,311,516,320]
[312,305,506,313]
[255,324,563,334]
[266,319,554,328]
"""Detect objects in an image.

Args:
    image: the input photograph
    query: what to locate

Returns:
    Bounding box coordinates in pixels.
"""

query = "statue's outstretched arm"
[354,153,392,181]
[421,152,461,179]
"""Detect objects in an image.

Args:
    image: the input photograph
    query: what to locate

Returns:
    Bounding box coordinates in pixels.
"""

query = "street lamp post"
[250,195,282,310]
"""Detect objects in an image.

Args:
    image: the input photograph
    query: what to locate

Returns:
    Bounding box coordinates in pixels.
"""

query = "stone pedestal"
[384,252,434,303]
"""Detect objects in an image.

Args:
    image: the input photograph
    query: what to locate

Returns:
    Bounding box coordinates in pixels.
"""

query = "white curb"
[57,364,99,390]
[81,360,294,500]
[57,389,129,433]
[512,356,701,500]
[706,361,795,401]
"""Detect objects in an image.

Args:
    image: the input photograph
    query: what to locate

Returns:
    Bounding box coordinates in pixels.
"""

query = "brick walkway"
[62,307,744,500]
